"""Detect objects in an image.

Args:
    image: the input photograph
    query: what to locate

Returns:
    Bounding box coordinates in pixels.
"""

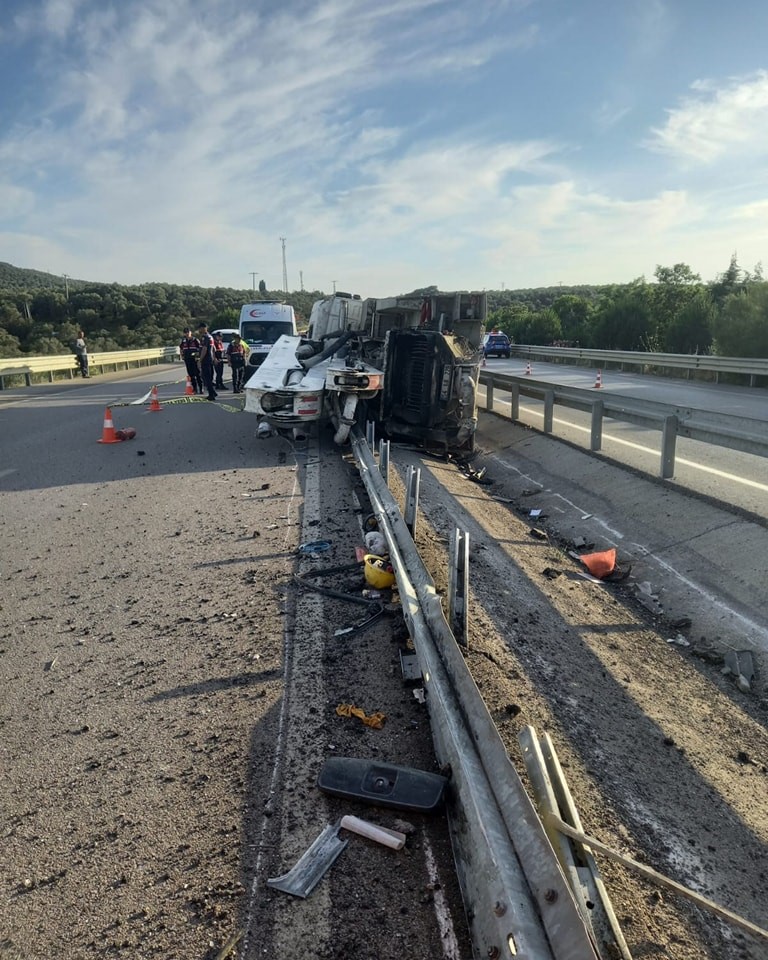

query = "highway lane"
[488,355,768,416]
[480,357,768,519]
[0,366,468,959]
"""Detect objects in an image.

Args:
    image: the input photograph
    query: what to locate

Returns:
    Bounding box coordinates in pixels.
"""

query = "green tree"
[590,290,652,350]
[651,263,702,346]
[522,307,562,345]
[712,284,768,357]
[663,291,715,353]
[0,328,22,355]
[710,253,742,308]
[552,295,592,344]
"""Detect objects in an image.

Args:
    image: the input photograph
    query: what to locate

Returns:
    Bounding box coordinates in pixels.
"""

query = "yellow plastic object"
[363,554,396,589]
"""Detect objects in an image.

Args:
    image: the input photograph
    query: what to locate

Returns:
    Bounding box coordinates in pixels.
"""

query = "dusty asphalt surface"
[0,384,466,960]
[1,376,767,960]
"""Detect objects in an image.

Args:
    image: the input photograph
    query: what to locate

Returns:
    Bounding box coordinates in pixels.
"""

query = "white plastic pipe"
[340,815,406,850]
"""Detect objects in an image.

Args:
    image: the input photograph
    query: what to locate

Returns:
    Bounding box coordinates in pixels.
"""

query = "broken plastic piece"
[266,821,348,898]
[299,540,332,555]
[318,757,448,812]
[579,548,617,579]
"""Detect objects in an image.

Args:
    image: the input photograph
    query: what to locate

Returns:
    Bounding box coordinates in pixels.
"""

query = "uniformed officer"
[179,327,203,394]
[197,322,217,401]
[226,333,249,393]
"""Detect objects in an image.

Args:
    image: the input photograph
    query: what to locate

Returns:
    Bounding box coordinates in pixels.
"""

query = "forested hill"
[0,262,325,357]
[1,257,766,358]
[0,261,91,293]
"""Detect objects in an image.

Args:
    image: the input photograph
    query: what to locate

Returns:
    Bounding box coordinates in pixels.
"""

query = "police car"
[482,333,512,358]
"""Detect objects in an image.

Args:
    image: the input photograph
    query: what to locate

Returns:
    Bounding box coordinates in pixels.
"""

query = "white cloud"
[42,0,81,37]
[0,183,36,217]
[647,70,768,163]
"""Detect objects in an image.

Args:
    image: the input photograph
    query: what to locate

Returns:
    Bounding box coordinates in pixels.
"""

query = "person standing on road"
[180,327,203,394]
[197,322,217,401]
[73,330,89,378]
[213,332,228,391]
[226,333,248,393]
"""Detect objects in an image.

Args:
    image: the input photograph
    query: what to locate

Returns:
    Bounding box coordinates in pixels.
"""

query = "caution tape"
[110,392,246,413]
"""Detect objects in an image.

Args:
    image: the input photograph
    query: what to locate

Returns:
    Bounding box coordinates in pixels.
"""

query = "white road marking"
[242,436,310,955]
[0,469,17,479]
[488,450,768,647]
[487,454,625,541]
[515,402,768,493]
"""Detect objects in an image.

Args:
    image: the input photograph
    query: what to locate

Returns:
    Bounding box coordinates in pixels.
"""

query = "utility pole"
[299,270,304,292]
[332,280,337,294]
[250,272,258,291]
[280,237,288,293]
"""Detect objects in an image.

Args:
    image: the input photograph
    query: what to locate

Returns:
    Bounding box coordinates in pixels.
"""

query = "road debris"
[335,703,386,729]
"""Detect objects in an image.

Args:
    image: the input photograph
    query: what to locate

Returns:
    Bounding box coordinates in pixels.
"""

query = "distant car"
[212,328,240,350]
[483,333,511,358]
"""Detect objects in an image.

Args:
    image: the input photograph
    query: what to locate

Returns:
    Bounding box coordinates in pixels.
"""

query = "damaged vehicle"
[243,290,486,454]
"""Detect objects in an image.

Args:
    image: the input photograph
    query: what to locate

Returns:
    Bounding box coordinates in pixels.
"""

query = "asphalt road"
[481,357,768,519]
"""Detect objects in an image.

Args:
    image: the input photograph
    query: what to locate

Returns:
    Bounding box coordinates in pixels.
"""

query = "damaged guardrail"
[479,371,768,479]
[351,427,601,960]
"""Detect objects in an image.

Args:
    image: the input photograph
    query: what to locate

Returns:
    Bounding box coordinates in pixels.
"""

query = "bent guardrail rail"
[0,347,180,389]
[352,428,600,960]
[480,371,768,479]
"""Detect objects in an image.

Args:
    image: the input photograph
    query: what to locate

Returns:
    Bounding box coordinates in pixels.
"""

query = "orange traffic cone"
[524,361,532,376]
[149,385,162,411]
[594,369,602,389]
[97,407,123,444]
[185,376,195,396]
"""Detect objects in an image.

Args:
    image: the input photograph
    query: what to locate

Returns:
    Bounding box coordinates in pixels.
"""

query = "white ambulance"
[238,302,298,369]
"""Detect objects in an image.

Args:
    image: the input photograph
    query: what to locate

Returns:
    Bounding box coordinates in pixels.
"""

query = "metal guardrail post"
[486,380,494,412]
[366,420,376,447]
[510,383,519,421]
[661,415,678,478]
[404,465,421,537]
[448,528,469,648]
[543,389,554,433]
[590,400,603,451]
[379,440,390,485]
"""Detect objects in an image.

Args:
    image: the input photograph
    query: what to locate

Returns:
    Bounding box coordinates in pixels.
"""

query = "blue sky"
[2,0,768,296]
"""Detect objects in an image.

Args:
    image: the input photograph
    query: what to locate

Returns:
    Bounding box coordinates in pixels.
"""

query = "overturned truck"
[243,290,486,455]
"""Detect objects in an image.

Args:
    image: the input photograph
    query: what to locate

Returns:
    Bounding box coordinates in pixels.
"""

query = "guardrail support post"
[404,465,421,537]
[543,389,554,433]
[448,528,470,648]
[510,383,519,421]
[365,420,375,447]
[590,400,603,451]
[660,415,678,479]
[379,440,390,485]
[485,380,494,412]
